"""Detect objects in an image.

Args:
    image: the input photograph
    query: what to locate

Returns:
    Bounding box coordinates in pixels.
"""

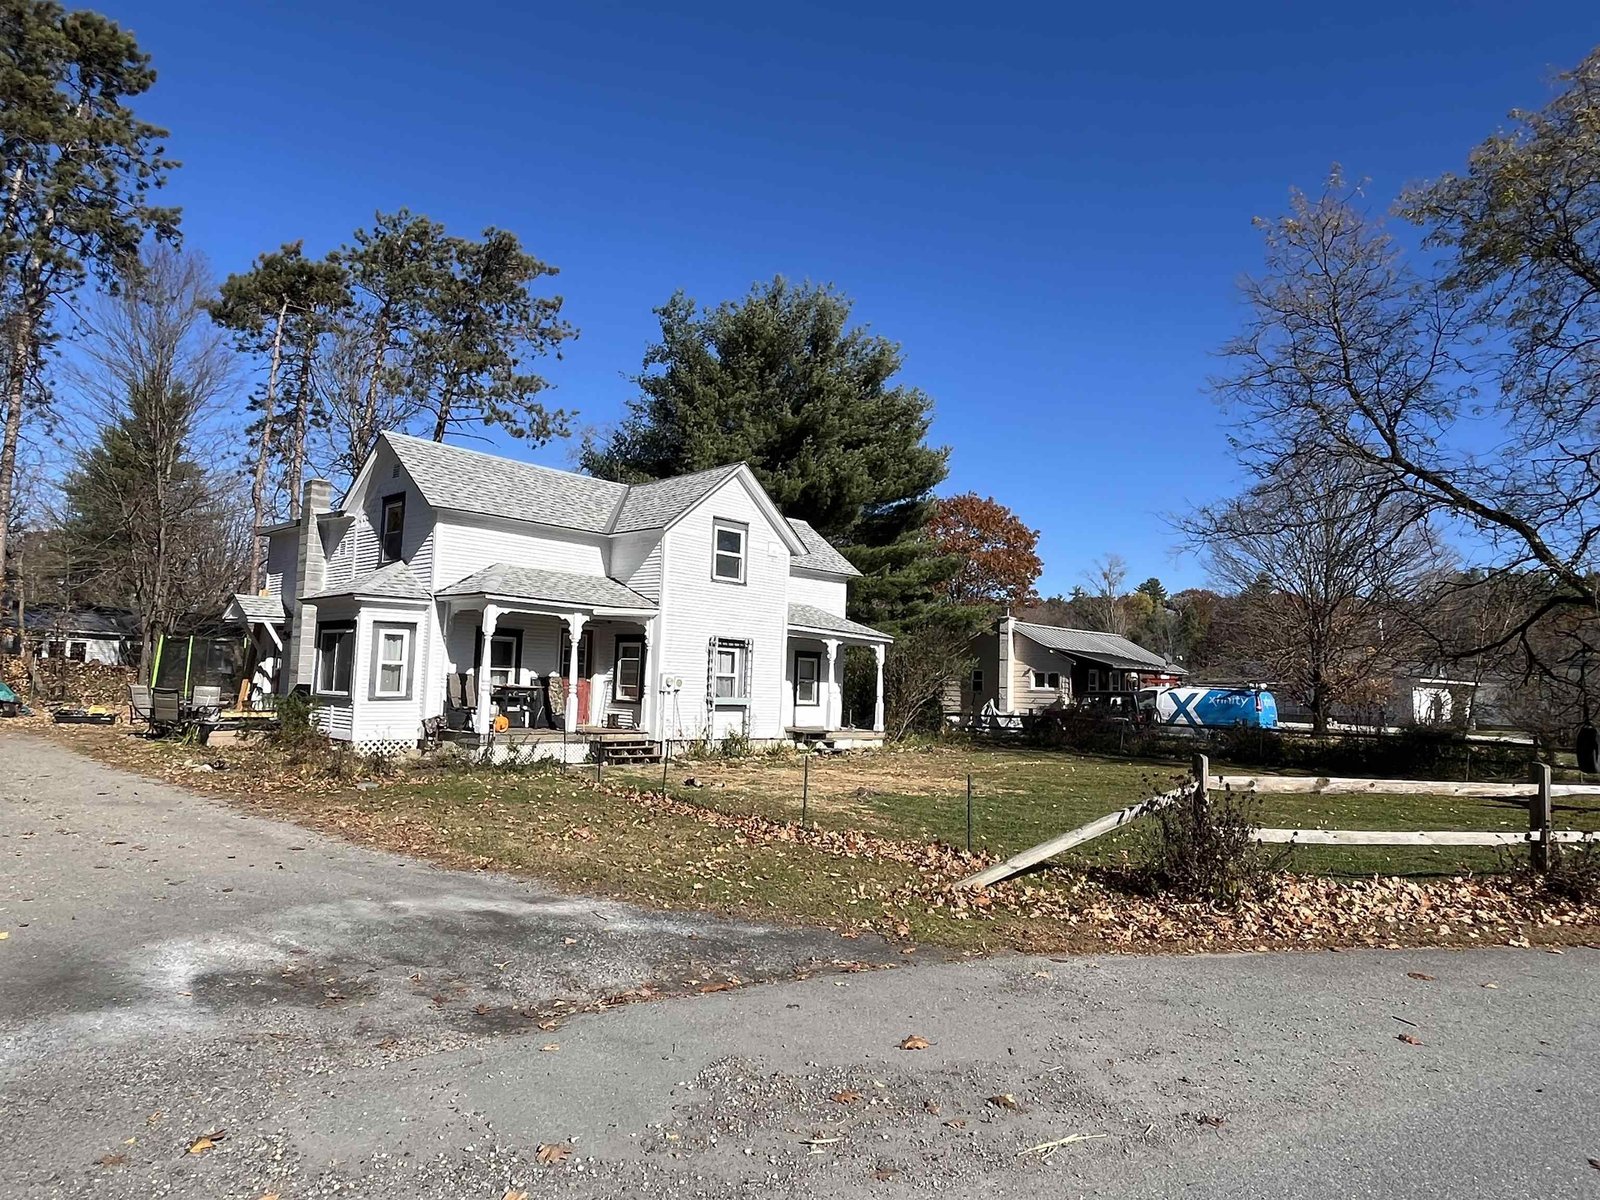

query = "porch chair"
[128,684,153,727]
[149,688,183,735]
[444,671,476,731]
[190,684,223,721]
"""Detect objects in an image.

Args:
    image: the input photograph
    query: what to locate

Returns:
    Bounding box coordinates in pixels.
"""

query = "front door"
[560,629,593,725]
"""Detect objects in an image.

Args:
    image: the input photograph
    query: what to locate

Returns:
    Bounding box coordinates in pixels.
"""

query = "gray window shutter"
[742,638,755,733]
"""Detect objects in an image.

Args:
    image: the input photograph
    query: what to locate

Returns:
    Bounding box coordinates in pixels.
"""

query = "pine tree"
[582,278,951,630]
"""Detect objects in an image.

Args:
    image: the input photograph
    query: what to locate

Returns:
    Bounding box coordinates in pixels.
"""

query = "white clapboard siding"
[788,571,847,617]
[659,475,791,741]
[432,512,608,588]
[264,530,297,599]
[610,530,664,602]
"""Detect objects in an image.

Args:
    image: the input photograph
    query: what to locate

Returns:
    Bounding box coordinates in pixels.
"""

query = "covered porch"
[437,564,659,742]
[785,602,892,742]
[223,593,288,707]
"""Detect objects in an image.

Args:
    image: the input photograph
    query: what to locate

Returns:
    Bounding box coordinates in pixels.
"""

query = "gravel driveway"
[2,731,1597,1199]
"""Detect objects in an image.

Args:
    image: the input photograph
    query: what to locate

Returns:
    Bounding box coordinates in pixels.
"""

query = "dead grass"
[27,721,1600,955]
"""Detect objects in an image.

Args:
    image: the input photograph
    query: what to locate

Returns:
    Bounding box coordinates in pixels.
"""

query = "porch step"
[599,738,661,765]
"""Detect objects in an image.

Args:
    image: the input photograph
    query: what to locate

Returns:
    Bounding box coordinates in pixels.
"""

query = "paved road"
[2,731,1597,1199]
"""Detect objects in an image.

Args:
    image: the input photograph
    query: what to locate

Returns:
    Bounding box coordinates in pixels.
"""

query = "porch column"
[474,604,501,736]
[873,642,886,733]
[564,612,587,733]
[822,638,840,731]
[639,618,656,739]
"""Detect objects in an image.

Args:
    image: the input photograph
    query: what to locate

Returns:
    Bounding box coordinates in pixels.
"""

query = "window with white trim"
[1031,670,1061,690]
[372,625,412,698]
[714,640,745,701]
[489,634,518,688]
[712,520,746,582]
[316,624,355,696]
[794,651,821,705]
[380,494,405,563]
[1087,669,1101,693]
[613,636,644,702]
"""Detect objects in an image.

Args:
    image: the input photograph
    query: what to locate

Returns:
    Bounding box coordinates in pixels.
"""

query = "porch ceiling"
[438,563,657,613]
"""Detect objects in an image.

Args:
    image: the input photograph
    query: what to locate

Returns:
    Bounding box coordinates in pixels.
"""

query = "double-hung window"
[971,669,984,694]
[316,624,355,697]
[713,640,745,701]
[371,623,414,699]
[380,494,405,564]
[489,634,518,688]
[613,636,645,702]
[794,652,821,706]
[1032,670,1061,690]
[712,520,746,583]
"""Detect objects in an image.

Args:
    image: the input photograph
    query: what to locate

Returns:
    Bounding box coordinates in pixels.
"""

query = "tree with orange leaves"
[929,492,1042,608]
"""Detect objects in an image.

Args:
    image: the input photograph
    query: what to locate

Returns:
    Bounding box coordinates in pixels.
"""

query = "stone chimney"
[997,612,1016,713]
[285,479,334,691]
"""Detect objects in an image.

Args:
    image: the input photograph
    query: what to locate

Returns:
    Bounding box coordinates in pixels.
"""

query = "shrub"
[272,692,323,754]
[1132,784,1290,906]
[1540,838,1600,904]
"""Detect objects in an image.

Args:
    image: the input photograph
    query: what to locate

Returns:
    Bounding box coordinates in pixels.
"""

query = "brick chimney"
[285,479,334,691]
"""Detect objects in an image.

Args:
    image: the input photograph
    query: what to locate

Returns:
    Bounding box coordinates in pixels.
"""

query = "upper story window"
[380,494,405,563]
[712,519,746,583]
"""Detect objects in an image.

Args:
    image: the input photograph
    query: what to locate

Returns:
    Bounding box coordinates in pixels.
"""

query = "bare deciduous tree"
[1081,554,1130,636]
[62,247,247,676]
[1181,459,1445,733]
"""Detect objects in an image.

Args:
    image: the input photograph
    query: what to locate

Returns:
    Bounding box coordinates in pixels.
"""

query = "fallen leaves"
[504,1190,529,1200]
[830,1089,863,1104]
[988,1093,1024,1112]
[535,1143,571,1165]
[1197,1114,1226,1128]
[186,1130,226,1155]
[1397,1034,1423,1046]
[899,1035,931,1051]
[1406,972,1436,981]
[539,1043,560,1053]
[96,1153,127,1167]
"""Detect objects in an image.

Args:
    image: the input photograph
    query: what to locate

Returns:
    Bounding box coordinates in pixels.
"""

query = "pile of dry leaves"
[602,783,1597,951]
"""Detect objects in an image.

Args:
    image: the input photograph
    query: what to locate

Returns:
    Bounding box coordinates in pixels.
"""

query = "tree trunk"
[357,305,389,465]
[286,338,311,521]
[248,298,289,590]
[0,302,36,612]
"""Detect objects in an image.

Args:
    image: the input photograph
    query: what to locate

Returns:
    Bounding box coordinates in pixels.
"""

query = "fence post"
[966,773,973,853]
[1531,761,1552,871]
[661,738,670,793]
[801,751,810,827]
[1192,753,1209,821]
[596,746,603,785]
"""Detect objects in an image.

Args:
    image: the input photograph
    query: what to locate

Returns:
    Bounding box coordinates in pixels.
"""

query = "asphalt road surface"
[2,730,1597,1199]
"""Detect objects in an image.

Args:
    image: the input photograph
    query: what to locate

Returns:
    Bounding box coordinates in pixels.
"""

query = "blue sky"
[107,0,1599,595]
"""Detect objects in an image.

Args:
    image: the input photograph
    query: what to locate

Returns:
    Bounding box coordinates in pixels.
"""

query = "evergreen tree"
[0,0,179,606]
[582,277,950,630]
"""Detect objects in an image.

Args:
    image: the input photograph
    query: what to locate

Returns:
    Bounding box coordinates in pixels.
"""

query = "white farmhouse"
[227,432,890,758]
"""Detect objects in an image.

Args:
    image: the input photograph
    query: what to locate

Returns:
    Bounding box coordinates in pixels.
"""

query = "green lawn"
[610,744,1600,878]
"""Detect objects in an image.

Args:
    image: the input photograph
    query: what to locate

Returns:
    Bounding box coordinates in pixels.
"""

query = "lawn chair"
[149,688,183,735]
[128,684,153,727]
[444,671,475,731]
[190,684,223,721]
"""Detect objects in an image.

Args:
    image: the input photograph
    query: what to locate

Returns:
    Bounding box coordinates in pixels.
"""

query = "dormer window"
[380,494,405,563]
[712,519,746,583]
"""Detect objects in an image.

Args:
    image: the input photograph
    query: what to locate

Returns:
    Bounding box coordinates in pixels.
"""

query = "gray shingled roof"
[305,561,429,602]
[227,594,287,624]
[788,519,860,577]
[438,563,657,611]
[611,464,744,533]
[787,602,891,643]
[1014,622,1181,673]
[384,431,627,533]
[381,431,747,537]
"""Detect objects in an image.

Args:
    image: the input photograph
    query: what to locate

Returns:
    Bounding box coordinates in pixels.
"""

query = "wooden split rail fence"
[958,755,1600,890]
